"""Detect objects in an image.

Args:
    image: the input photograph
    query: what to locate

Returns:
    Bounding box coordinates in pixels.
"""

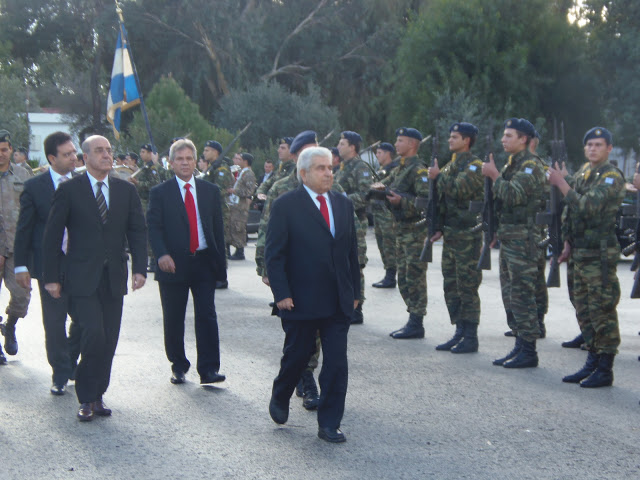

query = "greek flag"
[106,25,140,139]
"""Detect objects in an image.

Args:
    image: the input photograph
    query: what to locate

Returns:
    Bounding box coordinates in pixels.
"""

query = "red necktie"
[184,184,199,253]
[317,195,330,229]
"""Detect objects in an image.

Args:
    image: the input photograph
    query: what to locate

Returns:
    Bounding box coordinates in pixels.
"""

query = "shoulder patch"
[219,171,224,176]
[363,171,370,177]
[416,168,429,175]
[522,160,539,170]
[470,160,483,168]
[601,170,622,182]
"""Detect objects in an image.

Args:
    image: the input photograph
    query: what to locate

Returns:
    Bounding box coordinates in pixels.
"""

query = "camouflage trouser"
[222,202,231,248]
[1,255,31,318]
[571,247,621,354]
[228,201,250,248]
[535,246,548,318]
[356,215,368,303]
[304,332,321,372]
[396,222,428,315]
[498,232,541,341]
[373,206,397,271]
[441,227,482,325]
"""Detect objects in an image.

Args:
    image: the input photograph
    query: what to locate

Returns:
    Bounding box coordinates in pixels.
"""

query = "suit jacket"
[42,173,147,297]
[147,177,227,284]
[265,186,360,321]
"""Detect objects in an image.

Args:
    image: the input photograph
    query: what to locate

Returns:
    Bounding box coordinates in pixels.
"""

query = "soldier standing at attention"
[482,118,546,368]
[429,123,484,353]
[335,131,372,325]
[548,127,625,388]
[227,153,256,261]
[256,137,294,201]
[373,128,429,339]
[371,142,399,289]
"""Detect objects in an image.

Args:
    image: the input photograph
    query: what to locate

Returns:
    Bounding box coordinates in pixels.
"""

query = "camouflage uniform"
[256,160,296,197]
[202,159,234,247]
[494,149,547,341]
[228,167,256,248]
[382,155,430,315]
[564,161,625,354]
[334,156,372,304]
[0,164,32,319]
[372,161,398,271]
[437,152,484,325]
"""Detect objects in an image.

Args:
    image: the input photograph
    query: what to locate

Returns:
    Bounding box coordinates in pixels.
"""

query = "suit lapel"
[81,173,103,224]
[195,179,211,232]
[171,177,190,228]
[328,191,346,239]
[298,187,332,236]
[107,178,126,224]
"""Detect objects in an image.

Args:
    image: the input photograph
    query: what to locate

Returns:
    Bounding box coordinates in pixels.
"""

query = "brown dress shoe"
[92,398,112,416]
[78,403,94,422]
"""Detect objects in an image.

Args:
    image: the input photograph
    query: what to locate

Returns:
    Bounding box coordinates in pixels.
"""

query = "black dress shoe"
[50,383,66,396]
[318,427,346,443]
[0,348,6,365]
[269,397,288,424]
[77,403,94,422]
[171,371,186,384]
[92,399,112,416]
[200,371,226,384]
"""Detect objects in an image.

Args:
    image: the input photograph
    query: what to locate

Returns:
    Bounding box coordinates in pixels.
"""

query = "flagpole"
[114,1,157,154]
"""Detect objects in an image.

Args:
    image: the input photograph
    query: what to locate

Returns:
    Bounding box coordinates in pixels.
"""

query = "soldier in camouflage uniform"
[373,128,430,339]
[256,137,294,201]
[12,147,34,176]
[228,153,257,260]
[335,131,372,324]
[0,130,32,363]
[482,118,547,369]
[371,143,399,289]
[429,123,484,354]
[549,127,625,388]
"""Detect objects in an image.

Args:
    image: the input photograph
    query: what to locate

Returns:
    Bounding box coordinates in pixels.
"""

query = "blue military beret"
[331,147,340,157]
[395,127,423,141]
[504,118,536,137]
[140,143,153,152]
[340,131,362,145]
[0,129,11,145]
[378,142,395,153]
[204,140,223,153]
[450,122,479,137]
[290,130,318,154]
[583,127,612,145]
[279,137,293,146]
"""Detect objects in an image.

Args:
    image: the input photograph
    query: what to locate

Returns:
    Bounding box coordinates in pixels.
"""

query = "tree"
[0,75,31,149]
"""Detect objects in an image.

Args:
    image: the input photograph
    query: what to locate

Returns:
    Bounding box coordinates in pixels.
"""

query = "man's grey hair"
[170,138,197,162]
[297,146,332,183]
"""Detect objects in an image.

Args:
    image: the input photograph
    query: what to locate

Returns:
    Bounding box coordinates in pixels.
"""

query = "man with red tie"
[266,146,360,443]
[147,138,227,386]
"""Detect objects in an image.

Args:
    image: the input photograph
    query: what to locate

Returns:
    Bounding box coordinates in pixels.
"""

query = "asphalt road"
[1,231,639,479]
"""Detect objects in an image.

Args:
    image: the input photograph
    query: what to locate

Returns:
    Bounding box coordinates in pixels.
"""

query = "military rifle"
[419,134,439,262]
[629,161,640,298]
[469,129,496,270]
[203,121,252,177]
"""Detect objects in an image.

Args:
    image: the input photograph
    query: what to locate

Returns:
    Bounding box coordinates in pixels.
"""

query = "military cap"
[290,130,318,154]
[378,142,395,153]
[504,118,536,137]
[240,152,254,165]
[128,152,139,161]
[340,131,362,146]
[140,143,153,152]
[117,154,127,161]
[450,122,479,137]
[583,126,612,145]
[0,129,11,145]
[331,147,340,157]
[395,127,423,141]
[279,137,294,146]
[204,140,223,153]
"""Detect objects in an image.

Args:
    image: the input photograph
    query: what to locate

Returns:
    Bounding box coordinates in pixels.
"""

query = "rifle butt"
[477,246,491,271]
[546,259,561,288]
[420,241,432,263]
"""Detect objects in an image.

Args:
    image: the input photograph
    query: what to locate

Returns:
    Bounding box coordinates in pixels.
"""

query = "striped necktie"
[95,181,108,224]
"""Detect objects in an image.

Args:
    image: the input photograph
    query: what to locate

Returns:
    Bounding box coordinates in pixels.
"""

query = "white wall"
[28,113,78,166]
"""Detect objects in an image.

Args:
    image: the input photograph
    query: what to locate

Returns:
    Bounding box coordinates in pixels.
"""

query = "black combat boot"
[295,379,304,398]
[451,322,479,354]
[562,350,599,383]
[435,324,463,351]
[503,338,538,369]
[229,248,245,260]
[1,315,19,356]
[493,337,523,366]
[580,353,614,388]
[561,333,584,349]
[301,370,319,410]
[390,313,425,339]
[351,303,363,325]
[372,269,396,289]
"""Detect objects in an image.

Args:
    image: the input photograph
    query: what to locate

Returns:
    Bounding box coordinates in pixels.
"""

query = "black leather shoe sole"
[318,427,346,443]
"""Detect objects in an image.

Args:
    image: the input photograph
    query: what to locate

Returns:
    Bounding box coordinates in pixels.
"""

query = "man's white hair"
[169,138,197,162]
[297,146,332,183]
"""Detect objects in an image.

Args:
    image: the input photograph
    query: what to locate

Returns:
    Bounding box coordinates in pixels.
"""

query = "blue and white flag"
[106,25,140,139]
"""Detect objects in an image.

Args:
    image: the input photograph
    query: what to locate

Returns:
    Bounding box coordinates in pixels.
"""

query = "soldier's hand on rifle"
[129,176,138,185]
[558,240,571,263]
[386,190,401,206]
[482,153,500,181]
[257,193,267,200]
[429,231,442,243]
[548,165,569,193]
[151,151,159,164]
[428,160,440,179]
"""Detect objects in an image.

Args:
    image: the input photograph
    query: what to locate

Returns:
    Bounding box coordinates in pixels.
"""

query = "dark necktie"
[95,181,108,224]
[317,195,330,229]
[184,183,199,253]
[58,176,70,251]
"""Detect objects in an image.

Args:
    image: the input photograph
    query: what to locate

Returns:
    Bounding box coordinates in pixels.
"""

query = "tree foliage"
[0,75,31,148]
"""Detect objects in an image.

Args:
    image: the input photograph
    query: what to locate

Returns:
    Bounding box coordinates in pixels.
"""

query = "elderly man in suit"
[14,131,81,395]
[266,146,360,443]
[147,138,227,386]
[43,135,147,422]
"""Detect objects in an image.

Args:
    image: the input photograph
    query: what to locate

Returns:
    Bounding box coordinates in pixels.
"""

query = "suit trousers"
[37,280,81,385]
[158,251,220,377]
[272,314,350,429]
[70,267,124,404]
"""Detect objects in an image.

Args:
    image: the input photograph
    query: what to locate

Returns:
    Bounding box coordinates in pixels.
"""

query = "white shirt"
[175,175,208,250]
[87,172,110,208]
[303,184,335,237]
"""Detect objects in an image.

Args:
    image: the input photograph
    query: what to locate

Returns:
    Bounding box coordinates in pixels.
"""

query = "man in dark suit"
[147,138,227,386]
[14,131,81,395]
[266,146,360,443]
[43,135,147,422]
